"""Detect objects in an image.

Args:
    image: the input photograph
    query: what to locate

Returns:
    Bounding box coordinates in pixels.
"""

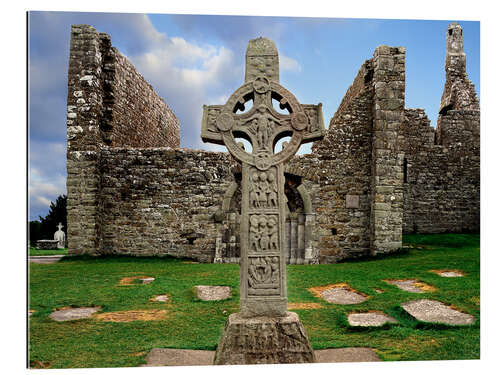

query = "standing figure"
[250,172,260,208]
[258,216,269,251]
[258,172,269,208]
[268,216,279,251]
[267,172,278,207]
[249,216,260,252]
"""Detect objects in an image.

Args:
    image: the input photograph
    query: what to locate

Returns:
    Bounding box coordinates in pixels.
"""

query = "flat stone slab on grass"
[401,299,475,325]
[430,269,464,277]
[347,312,397,327]
[151,294,170,302]
[143,348,215,367]
[385,279,436,293]
[309,284,367,305]
[94,310,167,322]
[49,307,101,321]
[315,348,381,363]
[195,285,231,301]
[143,347,380,366]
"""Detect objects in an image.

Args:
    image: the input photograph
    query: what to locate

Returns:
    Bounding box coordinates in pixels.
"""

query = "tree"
[28,220,41,247]
[38,194,67,241]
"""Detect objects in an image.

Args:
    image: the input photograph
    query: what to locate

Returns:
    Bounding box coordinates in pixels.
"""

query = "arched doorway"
[214,171,316,264]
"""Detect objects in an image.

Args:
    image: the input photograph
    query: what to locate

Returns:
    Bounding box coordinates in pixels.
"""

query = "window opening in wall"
[331,228,337,235]
[449,29,453,36]
[403,158,408,183]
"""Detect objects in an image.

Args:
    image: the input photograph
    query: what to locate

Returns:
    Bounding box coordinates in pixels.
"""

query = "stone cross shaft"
[202,37,325,317]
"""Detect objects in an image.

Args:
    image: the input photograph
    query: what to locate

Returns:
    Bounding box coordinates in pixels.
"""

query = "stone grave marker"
[347,312,397,327]
[49,306,101,322]
[401,299,475,325]
[194,285,231,301]
[201,37,325,365]
[54,223,66,249]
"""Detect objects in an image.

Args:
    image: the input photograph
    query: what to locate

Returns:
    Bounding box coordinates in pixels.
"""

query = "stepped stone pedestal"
[214,312,315,365]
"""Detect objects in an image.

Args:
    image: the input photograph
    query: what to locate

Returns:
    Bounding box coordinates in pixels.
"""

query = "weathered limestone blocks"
[214,312,315,365]
[370,45,405,255]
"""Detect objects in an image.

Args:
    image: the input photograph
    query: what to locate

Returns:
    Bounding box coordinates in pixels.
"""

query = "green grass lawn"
[29,247,68,256]
[28,233,479,368]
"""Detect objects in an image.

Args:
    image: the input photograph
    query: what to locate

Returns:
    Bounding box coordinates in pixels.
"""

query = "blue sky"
[27,11,480,220]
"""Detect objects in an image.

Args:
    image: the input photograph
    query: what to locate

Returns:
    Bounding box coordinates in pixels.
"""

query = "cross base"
[240,297,287,317]
[214,312,315,365]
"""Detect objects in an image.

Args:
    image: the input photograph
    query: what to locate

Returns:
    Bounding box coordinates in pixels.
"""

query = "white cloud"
[129,31,242,148]
[279,54,301,72]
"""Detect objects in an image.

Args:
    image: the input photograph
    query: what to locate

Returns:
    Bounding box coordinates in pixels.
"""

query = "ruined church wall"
[101,38,180,148]
[66,24,180,255]
[66,25,106,255]
[400,108,480,233]
[289,59,376,263]
[98,148,236,261]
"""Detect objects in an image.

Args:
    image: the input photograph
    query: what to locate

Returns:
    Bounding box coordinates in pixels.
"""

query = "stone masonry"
[66,23,479,262]
[66,25,179,255]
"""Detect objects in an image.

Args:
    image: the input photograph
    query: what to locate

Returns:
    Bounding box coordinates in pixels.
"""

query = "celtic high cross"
[202,37,325,317]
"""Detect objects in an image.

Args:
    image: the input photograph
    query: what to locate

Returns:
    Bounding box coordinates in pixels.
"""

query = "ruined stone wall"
[400,23,479,234]
[66,25,105,255]
[290,59,375,263]
[400,109,480,234]
[369,46,405,255]
[100,36,180,148]
[66,25,180,255]
[98,148,236,261]
[66,23,479,261]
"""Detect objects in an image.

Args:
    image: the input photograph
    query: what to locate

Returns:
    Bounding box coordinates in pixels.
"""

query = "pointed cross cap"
[245,37,279,83]
[57,223,63,231]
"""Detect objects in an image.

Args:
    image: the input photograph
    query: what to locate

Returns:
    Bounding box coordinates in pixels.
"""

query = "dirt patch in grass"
[385,279,437,293]
[30,360,53,369]
[130,351,147,357]
[429,269,465,277]
[118,276,154,286]
[413,281,437,292]
[94,310,168,322]
[287,302,323,310]
[308,283,359,298]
